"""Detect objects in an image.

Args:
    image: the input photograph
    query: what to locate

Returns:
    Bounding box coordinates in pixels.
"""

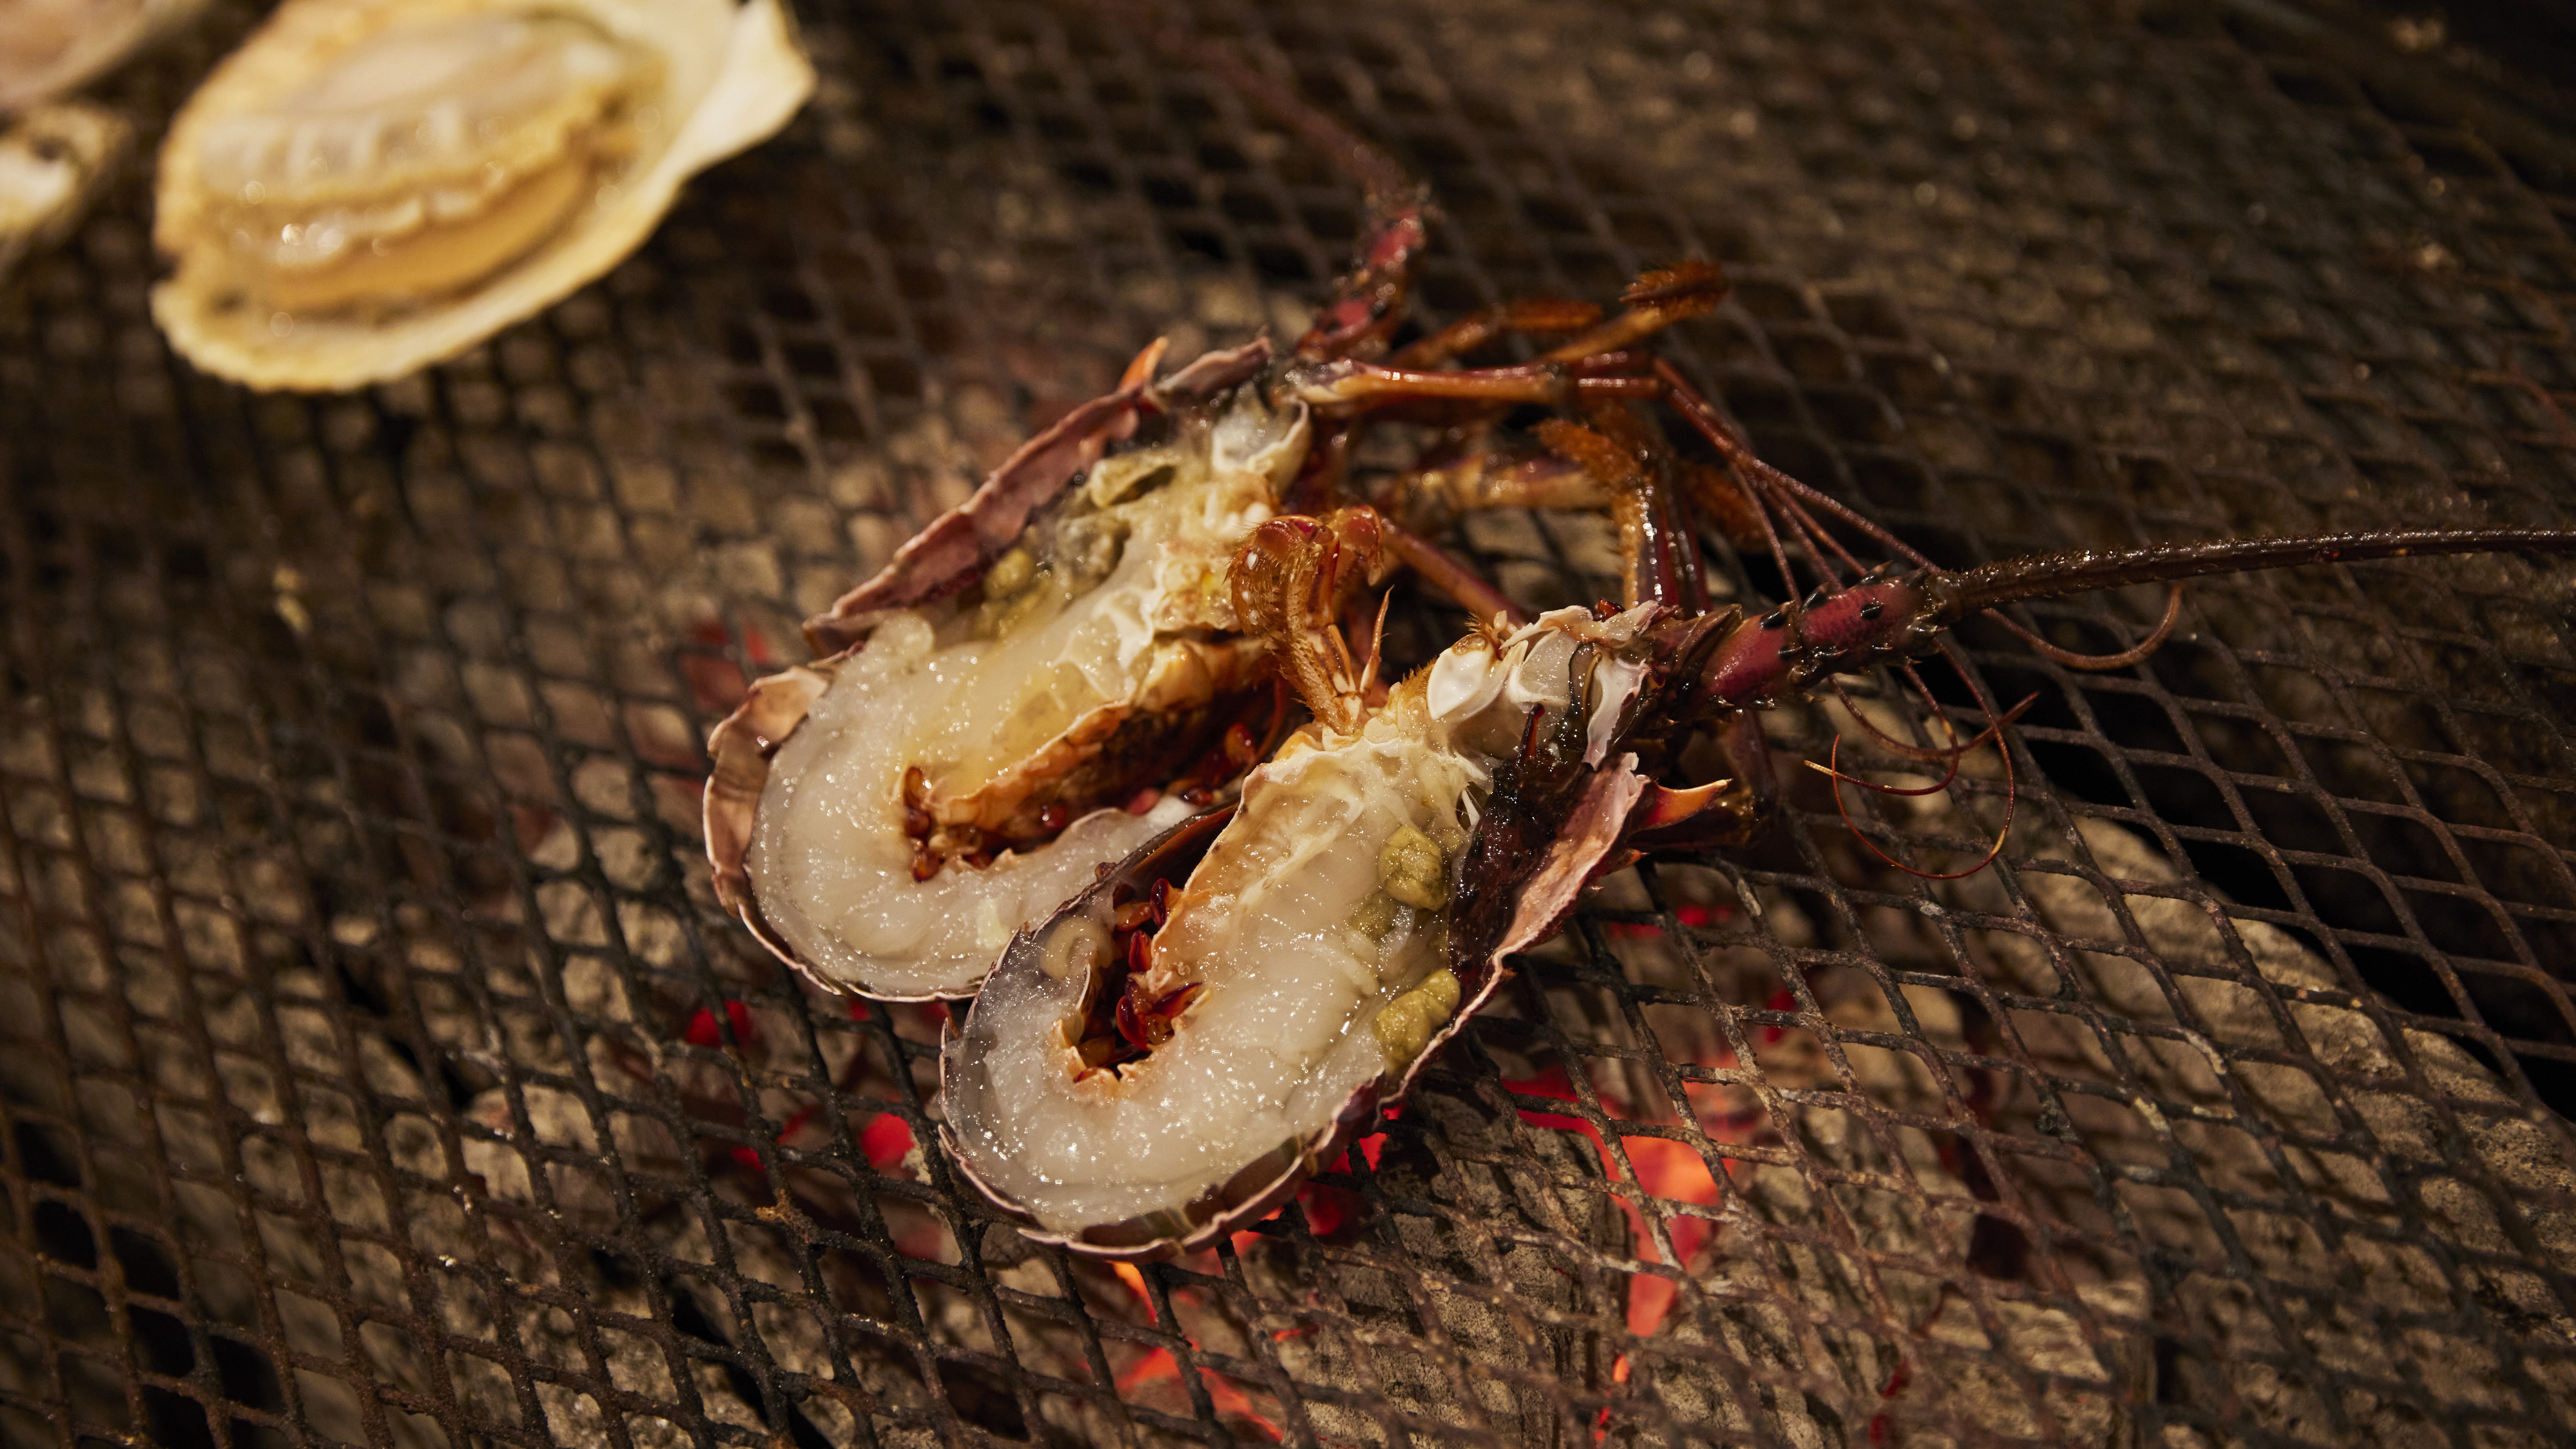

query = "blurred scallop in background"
[150,0,816,391]
[0,0,206,282]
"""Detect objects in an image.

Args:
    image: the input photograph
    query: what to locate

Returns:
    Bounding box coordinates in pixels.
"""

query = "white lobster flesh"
[943,603,1659,1247]
[743,611,1206,999]
[710,352,1312,999]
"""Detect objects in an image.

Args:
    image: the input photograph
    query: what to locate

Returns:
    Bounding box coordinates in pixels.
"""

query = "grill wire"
[8,0,2576,1444]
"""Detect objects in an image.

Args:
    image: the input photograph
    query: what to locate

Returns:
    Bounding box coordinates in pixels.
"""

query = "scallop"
[0,0,206,115]
[0,101,128,283]
[151,0,813,390]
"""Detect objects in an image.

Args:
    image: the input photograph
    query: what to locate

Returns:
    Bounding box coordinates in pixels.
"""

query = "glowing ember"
[1111,1261,1152,1317]
[1501,1061,1764,1340]
[857,1112,913,1171]
[1114,1350,1283,1438]
[682,999,758,1047]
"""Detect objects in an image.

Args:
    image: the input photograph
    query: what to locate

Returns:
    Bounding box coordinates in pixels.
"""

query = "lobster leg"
[1295,195,1433,363]
[1532,404,1706,611]
[1106,0,1428,354]
[1384,261,1730,374]
[1291,359,1605,409]
[1719,710,1778,820]
[1229,508,1397,732]
[1651,460,1710,613]
[1392,297,1605,368]
[1540,262,1731,363]
[1290,262,1725,416]
[1373,447,1608,531]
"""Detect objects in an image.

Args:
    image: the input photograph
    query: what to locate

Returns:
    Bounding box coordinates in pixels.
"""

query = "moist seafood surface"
[745,625,1202,1001]
[735,384,1310,999]
[0,101,125,282]
[946,605,1646,1240]
[189,12,650,314]
[152,0,812,389]
[0,0,204,114]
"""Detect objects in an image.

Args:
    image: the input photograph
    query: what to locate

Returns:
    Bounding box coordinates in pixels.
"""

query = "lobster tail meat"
[704,343,1309,999]
[940,599,1708,1255]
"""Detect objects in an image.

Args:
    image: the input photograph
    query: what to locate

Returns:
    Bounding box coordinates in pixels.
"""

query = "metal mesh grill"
[9,0,2576,1444]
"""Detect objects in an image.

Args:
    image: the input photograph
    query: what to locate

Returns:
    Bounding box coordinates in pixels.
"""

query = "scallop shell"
[0,0,207,115]
[151,0,814,391]
[0,101,129,282]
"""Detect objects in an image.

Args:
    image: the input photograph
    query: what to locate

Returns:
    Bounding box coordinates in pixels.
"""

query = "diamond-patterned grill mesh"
[8,0,2576,1444]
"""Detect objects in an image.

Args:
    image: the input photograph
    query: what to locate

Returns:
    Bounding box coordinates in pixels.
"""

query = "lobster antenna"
[1984,582,2188,671]
[1936,528,2576,619]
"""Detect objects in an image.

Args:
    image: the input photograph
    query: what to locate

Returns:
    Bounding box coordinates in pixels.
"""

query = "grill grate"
[8,0,2576,1445]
